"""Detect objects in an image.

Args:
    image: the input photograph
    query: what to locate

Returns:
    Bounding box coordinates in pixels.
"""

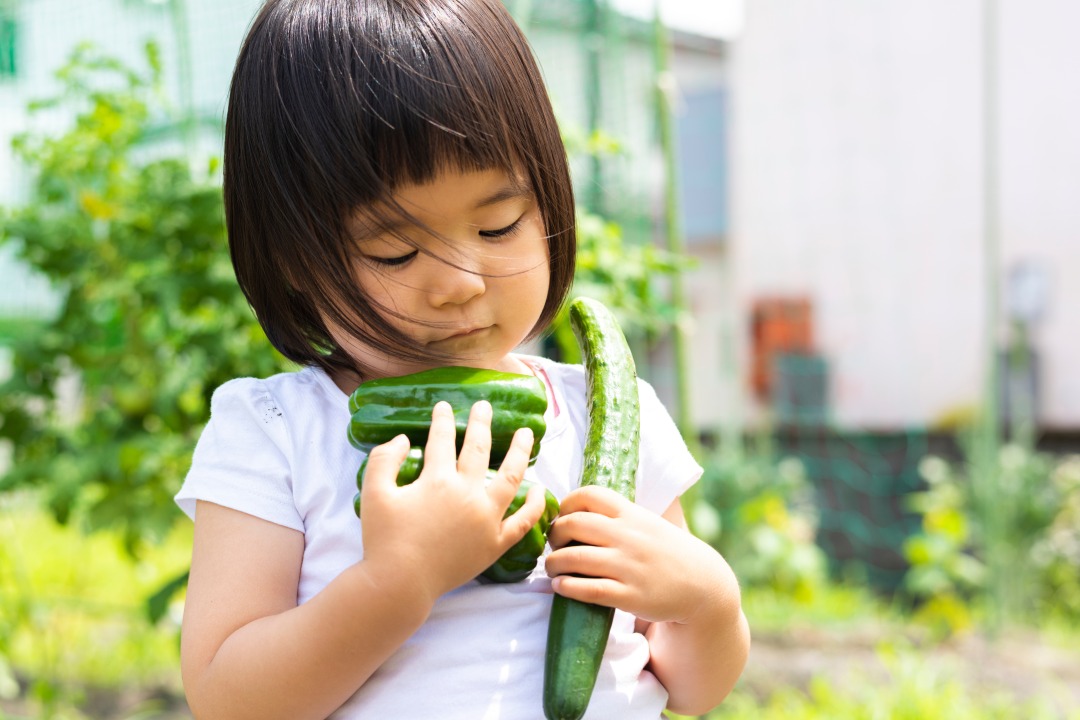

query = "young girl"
[175,0,750,718]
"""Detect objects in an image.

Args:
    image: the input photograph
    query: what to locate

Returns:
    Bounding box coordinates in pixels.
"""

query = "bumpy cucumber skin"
[543,297,640,720]
[347,367,547,465]
[568,300,639,504]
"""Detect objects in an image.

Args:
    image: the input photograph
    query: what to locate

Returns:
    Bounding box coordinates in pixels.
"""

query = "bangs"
[260,0,533,212]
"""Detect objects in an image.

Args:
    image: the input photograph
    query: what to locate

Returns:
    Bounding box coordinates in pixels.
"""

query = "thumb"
[361,434,411,498]
[499,483,548,548]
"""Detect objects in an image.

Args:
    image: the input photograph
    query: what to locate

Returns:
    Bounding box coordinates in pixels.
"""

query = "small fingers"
[549,574,626,609]
[545,541,620,580]
[457,400,493,478]
[488,426,534,507]
[558,485,634,518]
[498,483,547,547]
[546,509,618,550]
[422,400,458,468]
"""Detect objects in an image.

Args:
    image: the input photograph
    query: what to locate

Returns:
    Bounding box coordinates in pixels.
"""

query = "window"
[0,4,15,79]
[676,87,729,244]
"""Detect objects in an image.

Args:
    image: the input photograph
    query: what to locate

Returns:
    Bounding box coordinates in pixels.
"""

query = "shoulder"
[208,376,282,425]
[208,366,339,421]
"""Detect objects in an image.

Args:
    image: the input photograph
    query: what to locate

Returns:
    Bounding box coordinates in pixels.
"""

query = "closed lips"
[441,326,488,340]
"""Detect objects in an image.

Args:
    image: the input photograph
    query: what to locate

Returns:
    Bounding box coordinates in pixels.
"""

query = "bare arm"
[181,501,435,720]
[181,401,546,720]
[545,487,750,716]
[639,499,750,714]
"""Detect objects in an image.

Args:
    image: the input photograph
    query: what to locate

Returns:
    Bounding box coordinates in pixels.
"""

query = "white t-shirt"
[175,354,702,719]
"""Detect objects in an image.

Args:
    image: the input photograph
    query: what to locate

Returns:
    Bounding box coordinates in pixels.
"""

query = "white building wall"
[730,0,1080,429]
[997,1,1080,429]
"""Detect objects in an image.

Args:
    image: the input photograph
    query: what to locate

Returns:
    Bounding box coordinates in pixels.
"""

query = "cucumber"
[543,297,640,720]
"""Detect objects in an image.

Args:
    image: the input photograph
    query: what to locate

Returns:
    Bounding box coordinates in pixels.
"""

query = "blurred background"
[1,0,1079,718]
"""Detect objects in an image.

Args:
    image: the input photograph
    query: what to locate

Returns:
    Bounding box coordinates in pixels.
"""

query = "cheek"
[518,260,551,326]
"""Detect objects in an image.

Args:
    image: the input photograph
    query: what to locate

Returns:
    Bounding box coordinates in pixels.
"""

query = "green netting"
[772,353,929,593]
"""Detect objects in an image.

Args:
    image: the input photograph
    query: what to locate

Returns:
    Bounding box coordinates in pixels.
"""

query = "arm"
[181,401,547,720]
[181,501,434,720]
[545,486,750,716]
[640,498,750,714]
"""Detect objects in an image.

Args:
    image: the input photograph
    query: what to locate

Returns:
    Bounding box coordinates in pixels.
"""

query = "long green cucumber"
[543,297,640,720]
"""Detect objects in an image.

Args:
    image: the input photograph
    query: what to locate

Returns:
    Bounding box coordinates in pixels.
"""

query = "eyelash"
[479,218,523,239]
[370,250,418,267]
[368,219,524,267]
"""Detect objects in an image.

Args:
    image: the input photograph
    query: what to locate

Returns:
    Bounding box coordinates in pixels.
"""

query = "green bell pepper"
[353,447,559,583]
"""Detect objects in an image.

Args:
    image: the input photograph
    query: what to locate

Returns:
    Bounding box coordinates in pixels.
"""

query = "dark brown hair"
[224,0,576,376]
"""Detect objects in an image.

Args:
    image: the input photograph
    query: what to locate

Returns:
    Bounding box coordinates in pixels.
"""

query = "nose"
[424,255,486,307]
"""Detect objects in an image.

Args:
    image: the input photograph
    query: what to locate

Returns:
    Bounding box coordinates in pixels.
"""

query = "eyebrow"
[350,177,534,242]
[474,177,534,208]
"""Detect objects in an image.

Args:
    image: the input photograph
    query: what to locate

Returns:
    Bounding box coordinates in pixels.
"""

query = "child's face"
[333,167,551,381]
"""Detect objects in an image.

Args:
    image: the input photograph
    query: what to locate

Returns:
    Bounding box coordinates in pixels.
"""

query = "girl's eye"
[368,250,418,267]
[479,219,523,239]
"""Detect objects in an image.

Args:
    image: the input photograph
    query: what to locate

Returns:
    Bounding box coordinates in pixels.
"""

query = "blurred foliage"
[550,208,691,364]
[548,128,693,364]
[0,42,288,554]
[0,493,189,718]
[901,455,987,638]
[695,436,829,602]
[680,639,1076,720]
[902,445,1080,636]
[1030,455,1080,620]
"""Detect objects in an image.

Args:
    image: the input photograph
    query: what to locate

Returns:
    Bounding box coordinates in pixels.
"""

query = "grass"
[740,582,901,634]
[0,492,191,714]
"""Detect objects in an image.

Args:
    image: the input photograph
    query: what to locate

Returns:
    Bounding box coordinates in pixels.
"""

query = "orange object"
[750,297,814,400]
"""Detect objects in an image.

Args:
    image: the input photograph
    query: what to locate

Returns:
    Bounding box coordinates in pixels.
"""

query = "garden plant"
[2,43,1080,720]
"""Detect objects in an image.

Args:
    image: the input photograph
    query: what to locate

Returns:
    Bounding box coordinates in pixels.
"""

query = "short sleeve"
[174,378,305,532]
[633,378,703,515]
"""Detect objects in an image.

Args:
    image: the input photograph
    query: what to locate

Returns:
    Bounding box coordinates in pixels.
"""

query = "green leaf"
[146,569,190,625]
[0,43,289,552]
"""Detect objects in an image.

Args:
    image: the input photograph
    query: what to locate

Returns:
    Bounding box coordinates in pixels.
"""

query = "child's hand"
[545,486,729,625]
[358,400,547,603]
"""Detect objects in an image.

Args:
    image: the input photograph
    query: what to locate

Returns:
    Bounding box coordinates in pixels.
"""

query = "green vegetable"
[353,446,560,583]
[351,446,424,517]
[347,366,557,583]
[347,366,547,465]
[480,477,561,583]
[543,297,640,720]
